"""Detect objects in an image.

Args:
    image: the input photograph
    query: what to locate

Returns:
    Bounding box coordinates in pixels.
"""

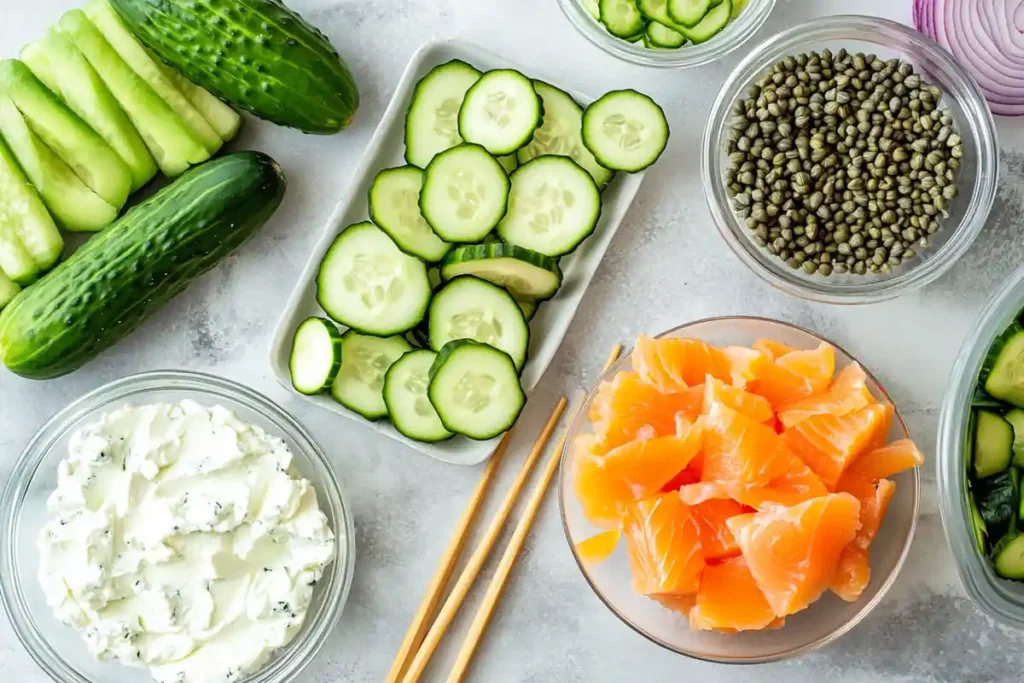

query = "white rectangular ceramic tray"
[269,38,646,466]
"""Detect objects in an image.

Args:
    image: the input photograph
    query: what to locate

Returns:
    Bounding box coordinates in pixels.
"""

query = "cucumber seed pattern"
[433,97,462,147]
[447,170,490,221]
[342,345,393,391]
[525,181,576,236]
[602,113,646,152]
[449,308,504,346]
[403,372,434,417]
[343,253,407,313]
[454,371,497,412]
[484,90,517,129]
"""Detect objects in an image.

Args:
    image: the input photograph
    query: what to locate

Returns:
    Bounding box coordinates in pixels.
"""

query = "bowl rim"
[0,369,356,683]
[557,315,921,664]
[553,0,778,69]
[701,14,1000,304]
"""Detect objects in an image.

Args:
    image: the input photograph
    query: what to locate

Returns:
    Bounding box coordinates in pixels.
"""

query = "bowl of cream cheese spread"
[0,371,354,683]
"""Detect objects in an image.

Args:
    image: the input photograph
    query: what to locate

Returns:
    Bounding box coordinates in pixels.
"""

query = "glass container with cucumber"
[555,0,774,68]
[965,320,1024,579]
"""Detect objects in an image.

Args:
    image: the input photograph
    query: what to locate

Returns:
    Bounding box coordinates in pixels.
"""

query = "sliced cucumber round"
[369,165,450,262]
[582,0,601,19]
[420,144,510,243]
[384,349,455,443]
[517,81,614,189]
[331,330,413,420]
[497,156,601,258]
[440,242,562,302]
[582,90,669,173]
[405,59,481,168]
[428,340,526,440]
[458,69,542,156]
[637,0,682,28]
[646,21,687,48]
[316,222,432,336]
[429,275,529,371]
[290,317,343,395]
[677,0,732,43]
[599,0,647,38]
[668,0,711,26]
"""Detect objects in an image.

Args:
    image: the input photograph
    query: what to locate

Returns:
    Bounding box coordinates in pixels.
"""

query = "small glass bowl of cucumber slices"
[0,371,354,683]
[939,267,1024,629]
[556,0,776,68]
[703,15,998,304]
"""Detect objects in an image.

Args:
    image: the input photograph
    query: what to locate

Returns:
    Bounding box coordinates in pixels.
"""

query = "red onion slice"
[917,0,1024,116]
[979,0,1024,63]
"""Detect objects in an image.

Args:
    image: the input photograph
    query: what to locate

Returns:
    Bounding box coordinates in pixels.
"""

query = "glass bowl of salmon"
[702,15,998,304]
[557,317,922,663]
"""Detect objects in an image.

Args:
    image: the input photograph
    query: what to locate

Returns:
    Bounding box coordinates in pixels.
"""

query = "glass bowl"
[0,370,355,683]
[558,317,920,663]
[554,0,776,68]
[702,15,999,304]
[938,266,1024,628]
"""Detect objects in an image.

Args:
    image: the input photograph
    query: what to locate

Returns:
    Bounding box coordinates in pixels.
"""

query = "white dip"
[38,401,336,683]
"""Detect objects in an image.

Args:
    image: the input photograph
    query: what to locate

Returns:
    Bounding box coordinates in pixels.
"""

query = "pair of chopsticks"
[387,344,623,683]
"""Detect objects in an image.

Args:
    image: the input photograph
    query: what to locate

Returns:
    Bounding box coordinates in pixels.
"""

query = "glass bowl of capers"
[702,14,999,304]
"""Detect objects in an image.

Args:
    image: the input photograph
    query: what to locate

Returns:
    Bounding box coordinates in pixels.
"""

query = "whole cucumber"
[109,0,359,134]
[0,151,286,379]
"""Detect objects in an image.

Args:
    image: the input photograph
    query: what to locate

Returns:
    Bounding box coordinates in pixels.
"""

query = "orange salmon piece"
[575,529,622,568]
[689,498,748,560]
[689,556,778,632]
[727,493,861,616]
[589,371,702,453]
[753,338,798,361]
[840,439,924,486]
[651,593,697,615]
[783,403,894,490]
[680,459,828,510]
[574,427,703,528]
[747,342,835,407]
[701,401,798,490]
[632,335,734,392]
[830,546,871,603]
[777,363,876,428]
[703,376,774,423]
[623,493,705,596]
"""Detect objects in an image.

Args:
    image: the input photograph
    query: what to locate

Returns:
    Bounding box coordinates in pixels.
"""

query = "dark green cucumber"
[0,152,286,379]
[109,0,359,134]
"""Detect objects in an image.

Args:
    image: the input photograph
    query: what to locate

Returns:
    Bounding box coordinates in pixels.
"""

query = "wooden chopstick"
[400,396,569,683]
[445,344,623,683]
[385,433,514,683]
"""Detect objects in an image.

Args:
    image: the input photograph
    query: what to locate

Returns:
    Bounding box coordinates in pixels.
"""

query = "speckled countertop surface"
[2,0,1023,681]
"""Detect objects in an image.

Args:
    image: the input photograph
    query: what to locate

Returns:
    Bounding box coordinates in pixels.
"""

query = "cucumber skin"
[439,242,563,302]
[0,152,286,379]
[109,0,359,134]
[290,317,343,395]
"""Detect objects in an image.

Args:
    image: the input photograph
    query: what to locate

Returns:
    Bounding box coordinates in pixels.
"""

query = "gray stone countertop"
[2,0,1023,680]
